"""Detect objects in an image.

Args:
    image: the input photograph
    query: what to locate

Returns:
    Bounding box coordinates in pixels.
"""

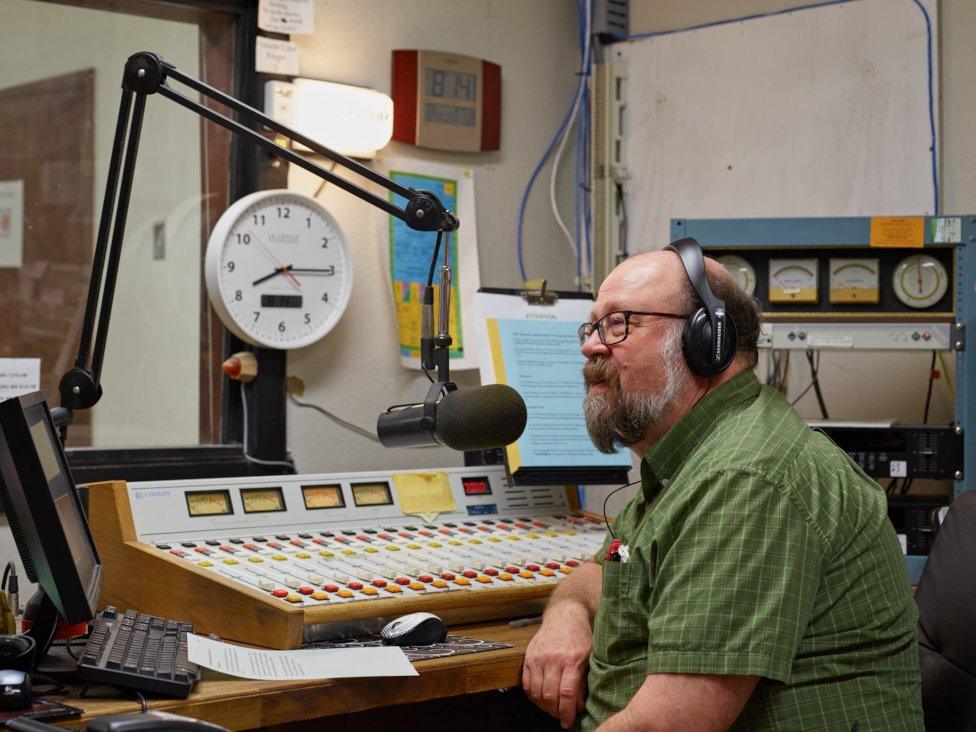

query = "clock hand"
[247,230,302,289]
[289,266,336,276]
[252,265,296,287]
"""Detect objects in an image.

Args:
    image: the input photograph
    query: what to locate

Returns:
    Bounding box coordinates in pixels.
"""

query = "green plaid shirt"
[581,371,922,731]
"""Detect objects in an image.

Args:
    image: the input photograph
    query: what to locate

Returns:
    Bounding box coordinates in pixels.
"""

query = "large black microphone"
[377,383,527,451]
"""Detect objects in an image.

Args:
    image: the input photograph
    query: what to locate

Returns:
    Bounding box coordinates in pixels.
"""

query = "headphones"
[665,237,738,377]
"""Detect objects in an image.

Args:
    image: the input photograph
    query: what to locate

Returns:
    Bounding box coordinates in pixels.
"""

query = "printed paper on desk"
[187,634,417,680]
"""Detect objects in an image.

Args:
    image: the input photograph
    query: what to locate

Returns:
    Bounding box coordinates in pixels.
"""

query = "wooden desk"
[53,622,536,730]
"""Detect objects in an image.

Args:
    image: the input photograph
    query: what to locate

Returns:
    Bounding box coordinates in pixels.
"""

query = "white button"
[258,579,275,591]
[282,576,300,588]
[306,573,324,585]
[332,573,349,584]
[356,570,372,581]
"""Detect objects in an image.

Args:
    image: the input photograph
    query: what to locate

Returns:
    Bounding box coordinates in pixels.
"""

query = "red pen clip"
[605,538,621,562]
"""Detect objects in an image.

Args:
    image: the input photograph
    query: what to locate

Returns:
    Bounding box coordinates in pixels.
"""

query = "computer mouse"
[379,612,447,646]
[0,668,31,711]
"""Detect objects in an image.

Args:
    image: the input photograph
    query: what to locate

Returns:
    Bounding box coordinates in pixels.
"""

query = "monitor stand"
[22,591,85,681]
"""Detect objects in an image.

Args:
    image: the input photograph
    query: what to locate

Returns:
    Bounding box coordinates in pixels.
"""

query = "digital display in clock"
[261,294,303,309]
[424,103,475,127]
[425,68,476,102]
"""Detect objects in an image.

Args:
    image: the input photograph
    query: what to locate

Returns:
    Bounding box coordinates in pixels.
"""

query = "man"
[521,248,922,730]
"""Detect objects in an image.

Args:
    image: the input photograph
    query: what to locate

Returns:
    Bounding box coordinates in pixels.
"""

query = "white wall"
[284,0,583,473]
[0,0,202,448]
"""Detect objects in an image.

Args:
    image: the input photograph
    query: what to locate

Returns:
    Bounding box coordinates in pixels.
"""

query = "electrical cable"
[603,477,642,540]
[938,350,955,396]
[807,350,829,419]
[239,383,296,470]
[922,349,937,424]
[286,388,380,443]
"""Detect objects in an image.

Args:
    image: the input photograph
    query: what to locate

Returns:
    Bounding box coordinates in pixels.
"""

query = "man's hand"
[523,601,593,728]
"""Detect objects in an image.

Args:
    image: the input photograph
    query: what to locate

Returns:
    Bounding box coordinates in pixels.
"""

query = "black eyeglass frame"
[578,310,687,347]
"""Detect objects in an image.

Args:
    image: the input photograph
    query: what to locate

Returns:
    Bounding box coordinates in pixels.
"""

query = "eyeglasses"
[578,310,687,347]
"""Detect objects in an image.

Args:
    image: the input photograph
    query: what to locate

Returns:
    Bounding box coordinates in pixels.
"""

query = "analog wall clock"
[205,190,353,349]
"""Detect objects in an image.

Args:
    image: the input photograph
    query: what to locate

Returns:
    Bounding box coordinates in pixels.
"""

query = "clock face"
[205,190,352,349]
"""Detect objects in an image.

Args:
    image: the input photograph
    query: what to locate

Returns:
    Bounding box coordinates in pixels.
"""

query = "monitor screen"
[0,392,100,624]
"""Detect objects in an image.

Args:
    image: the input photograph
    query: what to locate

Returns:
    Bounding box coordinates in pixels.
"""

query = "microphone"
[377,384,527,451]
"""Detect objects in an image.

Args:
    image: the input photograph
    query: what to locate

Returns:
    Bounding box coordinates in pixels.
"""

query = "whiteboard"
[619,0,938,248]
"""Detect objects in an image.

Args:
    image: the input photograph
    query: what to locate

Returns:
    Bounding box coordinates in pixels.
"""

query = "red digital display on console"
[462,477,492,496]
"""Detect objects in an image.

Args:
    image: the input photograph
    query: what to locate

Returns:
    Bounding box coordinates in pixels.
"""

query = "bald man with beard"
[520,249,922,731]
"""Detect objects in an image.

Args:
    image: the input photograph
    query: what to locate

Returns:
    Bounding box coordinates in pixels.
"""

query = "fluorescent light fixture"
[290,78,393,159]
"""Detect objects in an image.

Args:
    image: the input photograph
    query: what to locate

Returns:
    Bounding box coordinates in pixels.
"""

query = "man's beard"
[582,324,690,454]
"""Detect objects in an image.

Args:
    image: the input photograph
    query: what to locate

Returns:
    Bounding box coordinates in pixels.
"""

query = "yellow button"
[407,543,421,550]
[507,535,521,541]
[428,541,443,548]
[336,589,354,598]
[222,558,239,565]
[408,582,425,591]
[285,593,302,603]
[364,547,379,553]
[467,538,482,545]
[295,551,311,559]
[311,591,329,601]
[545,532,558,538]
[540,569,555,577]
[385,545,400,551]
[476,575,491,584]
[562,531,577,537]
[487,537,502,543]
[341,549,357,555]
[361,587,378,596]
[271,554,287,561]
[498,572,514,581]
[454,577,471,586]
[559,567,573,574]
[526,532,540,539]
[448,540,462,546]
[431,579,448,588]
[384,585,403,593]
[248,556,264,563]
[197,561,213,568]
[318,550,334,558]
[519,571,534,579]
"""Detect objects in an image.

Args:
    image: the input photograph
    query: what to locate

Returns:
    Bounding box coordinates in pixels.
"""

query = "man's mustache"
[583,357,619,391]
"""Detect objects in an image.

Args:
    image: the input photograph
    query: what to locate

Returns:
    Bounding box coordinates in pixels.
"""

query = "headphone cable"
[603,477,642,540]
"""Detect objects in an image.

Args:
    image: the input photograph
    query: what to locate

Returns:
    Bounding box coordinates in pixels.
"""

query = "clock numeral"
[226,261,235,272]
[321,292,329,303]
[306,216,311,228]
[304,313,311,324]
[321,237,329,248]
[235,290,242,301]
[278,321,286,333]
[253,311,260,322]
[277,206,290,219]
[235,233,251,245]
[252,214,265,226]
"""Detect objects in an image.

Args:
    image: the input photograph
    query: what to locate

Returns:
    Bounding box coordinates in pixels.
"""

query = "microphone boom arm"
[57,51,459,434]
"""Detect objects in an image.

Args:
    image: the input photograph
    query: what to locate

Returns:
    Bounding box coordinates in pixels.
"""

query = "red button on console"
[323,584,340,592]
[418,574,434,583]
[462,570,477,578]
[440,572,456,581]
[371,579,387,588]
[272,589,288,597]
[347,581,364,590]
[394,577,410,585]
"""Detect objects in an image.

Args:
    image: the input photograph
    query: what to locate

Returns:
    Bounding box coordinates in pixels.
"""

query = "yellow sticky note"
[870,217,924,248]
[392,472,456,520]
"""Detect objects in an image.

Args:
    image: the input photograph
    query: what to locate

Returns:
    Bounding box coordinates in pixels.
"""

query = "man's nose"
[580,329,609,358]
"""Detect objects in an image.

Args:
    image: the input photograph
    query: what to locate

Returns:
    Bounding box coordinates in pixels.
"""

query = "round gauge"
[768,258,819,304]
[204,190,353,349]
[717,255,756,296]
[892,254,948,309]
[829,258,880,304]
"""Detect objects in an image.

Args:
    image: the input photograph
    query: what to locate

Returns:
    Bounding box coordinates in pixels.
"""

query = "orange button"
[361,587,378,596]
[475,575,491,584]
[311,591,329,601]
[454,577,471,586]
[540,569,555,577]
[384,585,403,593]
[519,571,534,579]
[431,579,448,588]
[498,572,514,581]
[408,582,425,591]
[558,567,573,574]
[285,593,302,603]
[336,589,354,598]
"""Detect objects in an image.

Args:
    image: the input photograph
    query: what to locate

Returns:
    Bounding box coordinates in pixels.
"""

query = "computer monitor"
[0,391,101,630]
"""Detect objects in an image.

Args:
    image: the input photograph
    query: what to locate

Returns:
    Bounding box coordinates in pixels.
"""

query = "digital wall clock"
[204,190,353,349]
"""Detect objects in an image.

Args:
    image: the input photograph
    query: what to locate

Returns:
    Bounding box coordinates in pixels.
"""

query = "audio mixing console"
[87,466,608,649]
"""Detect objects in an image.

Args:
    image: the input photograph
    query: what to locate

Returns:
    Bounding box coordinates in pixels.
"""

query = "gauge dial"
[768,258,818,304]
[185,490,233,517]
[717,255,756,296]
[351,482,393,507]
[302,484,345,509]
[240,487,286,513]
[828,258,880,304]
[892,254,949,309]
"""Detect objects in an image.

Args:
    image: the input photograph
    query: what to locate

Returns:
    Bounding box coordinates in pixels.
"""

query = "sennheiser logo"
[714,309,725,360]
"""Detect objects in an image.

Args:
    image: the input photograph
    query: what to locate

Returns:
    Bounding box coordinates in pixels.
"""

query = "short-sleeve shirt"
[580,370,922,731]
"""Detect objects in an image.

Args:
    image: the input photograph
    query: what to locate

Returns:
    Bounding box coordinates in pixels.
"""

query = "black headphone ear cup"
[682,308,738,377]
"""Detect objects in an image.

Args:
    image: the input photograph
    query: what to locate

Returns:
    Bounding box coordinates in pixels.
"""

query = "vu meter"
[768,259,819,304]
[241,487,286,513]
[185,490,233,517]
[829,258,880,304]
[351,482,393,507]
[893,254,949,309]
[717,255,756,296]
[302,485,345,510]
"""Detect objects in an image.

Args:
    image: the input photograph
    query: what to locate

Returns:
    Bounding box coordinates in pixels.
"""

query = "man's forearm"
[544,559,602,620]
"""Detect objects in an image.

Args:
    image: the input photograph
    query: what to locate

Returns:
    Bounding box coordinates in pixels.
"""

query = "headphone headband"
[665,237,728,369]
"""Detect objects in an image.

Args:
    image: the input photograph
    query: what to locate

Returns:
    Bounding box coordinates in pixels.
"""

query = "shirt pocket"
[592,559,651,665]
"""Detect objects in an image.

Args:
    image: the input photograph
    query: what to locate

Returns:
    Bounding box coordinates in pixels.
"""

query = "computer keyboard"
[76,606,201,698]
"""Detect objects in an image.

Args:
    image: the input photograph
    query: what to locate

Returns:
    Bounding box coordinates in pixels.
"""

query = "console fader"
[87,466,608,649]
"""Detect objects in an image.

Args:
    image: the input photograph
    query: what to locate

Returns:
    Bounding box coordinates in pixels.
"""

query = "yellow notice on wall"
[869,217,925,248]
[392,471,456,522]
